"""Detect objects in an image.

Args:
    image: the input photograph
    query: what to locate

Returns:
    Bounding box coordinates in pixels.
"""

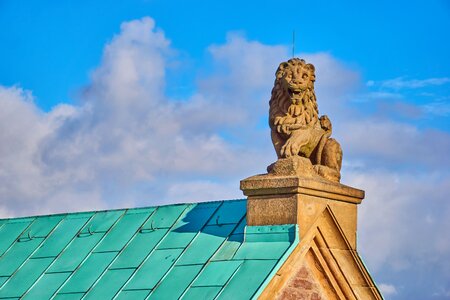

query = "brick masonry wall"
[276,265,325,300]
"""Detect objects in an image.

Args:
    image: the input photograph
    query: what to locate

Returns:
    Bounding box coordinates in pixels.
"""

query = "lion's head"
[269,58,319,129]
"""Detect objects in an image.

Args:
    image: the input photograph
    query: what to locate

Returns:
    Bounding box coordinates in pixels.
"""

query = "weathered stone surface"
[241,173,363,248]
[241,173,364,203]
[247,194,297,226]
[268,58,343,182]
[267,156,321,178]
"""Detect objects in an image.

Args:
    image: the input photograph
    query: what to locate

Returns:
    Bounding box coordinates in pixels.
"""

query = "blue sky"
[2,0,449,111]
[1,1,450,299]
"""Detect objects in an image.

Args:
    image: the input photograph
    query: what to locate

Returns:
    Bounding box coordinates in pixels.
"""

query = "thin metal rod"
[292,30,295,58]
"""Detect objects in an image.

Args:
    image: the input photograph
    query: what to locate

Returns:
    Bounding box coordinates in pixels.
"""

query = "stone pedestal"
[240,172,364,249]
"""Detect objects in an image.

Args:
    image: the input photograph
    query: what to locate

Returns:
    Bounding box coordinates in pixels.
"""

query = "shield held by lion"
[268,58,342,182]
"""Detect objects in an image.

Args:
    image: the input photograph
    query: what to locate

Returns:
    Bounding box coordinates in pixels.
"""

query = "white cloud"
[0,20,365,219]
[433,288,450,298]
[207,33,287,92]
[1,16,450,300]
[0,86,105,217]
[336,93,450,297]
[422,99,450,117]
[0,18,288,217]
[379,77,450,89]
[195,32,289,128]
[301,52,360,115]
[378,283,397,296]
[339,119,450,168]
[360,91,404,100]
[165,180,241,204]
[350,169,450,271]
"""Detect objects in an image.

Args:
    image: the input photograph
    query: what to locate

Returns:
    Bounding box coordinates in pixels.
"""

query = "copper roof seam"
[80,210,152,299]
[11,216,68,298]
[52,210,126,299]
[179,213,245,299]
[120,202,194,295]
[146,201,224,298]
[212,260,245,300]
[251,225,300,300]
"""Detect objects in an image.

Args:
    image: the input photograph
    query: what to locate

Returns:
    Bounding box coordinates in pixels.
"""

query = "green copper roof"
[0,199,298,299]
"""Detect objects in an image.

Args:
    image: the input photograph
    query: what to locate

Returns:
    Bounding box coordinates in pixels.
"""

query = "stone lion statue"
[268,58,342,182]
